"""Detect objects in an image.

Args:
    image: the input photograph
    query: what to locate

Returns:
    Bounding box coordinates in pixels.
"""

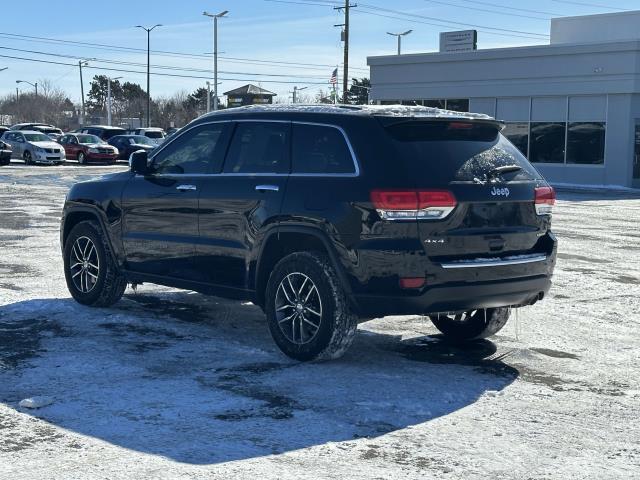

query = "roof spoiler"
[378,117,505,131]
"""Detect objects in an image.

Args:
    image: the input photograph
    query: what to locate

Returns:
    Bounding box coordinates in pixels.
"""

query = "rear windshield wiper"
[487,164,522,181]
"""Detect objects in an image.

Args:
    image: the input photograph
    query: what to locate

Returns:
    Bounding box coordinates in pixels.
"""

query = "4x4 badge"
[491,186,510,197]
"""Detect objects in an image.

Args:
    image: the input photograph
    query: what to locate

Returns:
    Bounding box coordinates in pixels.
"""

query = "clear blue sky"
[0,0,638,103]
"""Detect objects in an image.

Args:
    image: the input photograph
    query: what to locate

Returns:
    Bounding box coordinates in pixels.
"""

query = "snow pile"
[18,397,55,409]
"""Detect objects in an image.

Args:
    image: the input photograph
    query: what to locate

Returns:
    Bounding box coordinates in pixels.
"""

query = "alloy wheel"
[275,272,323,345]
[69,236,100,293]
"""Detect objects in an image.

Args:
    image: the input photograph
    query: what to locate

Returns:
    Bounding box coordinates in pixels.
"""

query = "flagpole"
[335,65,339,104]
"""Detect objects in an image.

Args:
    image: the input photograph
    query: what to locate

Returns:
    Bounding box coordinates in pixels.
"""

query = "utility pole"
[334,1,355,104]
[206,81,211,112]
[387,30,413,55]
[78,59,92,125]
[291,86,308,104]
[136,24,162,127]
[203,10,228,111]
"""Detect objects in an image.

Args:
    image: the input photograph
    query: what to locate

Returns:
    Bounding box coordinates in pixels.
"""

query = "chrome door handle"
[255,184,279,192]
[176,184,197,191]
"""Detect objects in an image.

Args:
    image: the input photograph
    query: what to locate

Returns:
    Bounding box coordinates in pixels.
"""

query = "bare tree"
[0,78,77,128]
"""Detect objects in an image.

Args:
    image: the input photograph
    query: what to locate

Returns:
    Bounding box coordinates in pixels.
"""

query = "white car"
[1,130,66,165]
[133,127,166,145]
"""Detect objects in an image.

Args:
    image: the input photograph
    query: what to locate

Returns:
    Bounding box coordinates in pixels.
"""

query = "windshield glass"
[129,136,154,145]
[144,131,164,139]
[24,133,52,142]
[78,135,104,145]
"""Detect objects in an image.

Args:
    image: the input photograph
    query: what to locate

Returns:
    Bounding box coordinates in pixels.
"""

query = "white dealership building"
[367,11,640,188]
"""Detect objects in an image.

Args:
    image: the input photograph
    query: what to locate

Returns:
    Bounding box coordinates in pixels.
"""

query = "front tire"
[429,308,510,341]
[63,220,127,307]
[23,150,32,165]
[77,152,86,165]
[265,252,357,361]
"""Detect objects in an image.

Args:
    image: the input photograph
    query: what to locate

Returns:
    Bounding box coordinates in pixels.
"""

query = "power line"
[551,0,625,10]
[0,46,334,79]
[358,3,549,37]
[0,53,332,85]
[422,0,550,20]
[353,9,548,40]
[452,0,564,17]
[0,31,369,72]
[265,0,549,39]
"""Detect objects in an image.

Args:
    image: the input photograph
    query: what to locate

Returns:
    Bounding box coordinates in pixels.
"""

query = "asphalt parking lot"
[0,163,639,479]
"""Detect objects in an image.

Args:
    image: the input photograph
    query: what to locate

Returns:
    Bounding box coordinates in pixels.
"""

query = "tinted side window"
[223,122,290,174]
[292,124,355,174]
[152,123,229,175]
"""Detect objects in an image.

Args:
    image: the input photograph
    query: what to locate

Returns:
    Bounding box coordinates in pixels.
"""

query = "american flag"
[330,68,338,85]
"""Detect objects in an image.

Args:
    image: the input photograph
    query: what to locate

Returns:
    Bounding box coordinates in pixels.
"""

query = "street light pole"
[387,30,413,55]
[203,10,228,111]
[16,80,38,121]
[16,81,37,97]
[78,59,92,125]
[136,24,162,127]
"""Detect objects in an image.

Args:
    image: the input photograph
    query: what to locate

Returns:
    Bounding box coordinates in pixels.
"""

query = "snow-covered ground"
[0,163,639,479]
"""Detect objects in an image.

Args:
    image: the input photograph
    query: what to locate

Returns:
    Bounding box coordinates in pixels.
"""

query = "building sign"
[439,30,478,53]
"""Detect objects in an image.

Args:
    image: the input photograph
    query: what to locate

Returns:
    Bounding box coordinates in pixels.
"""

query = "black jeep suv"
[60,105,557,361]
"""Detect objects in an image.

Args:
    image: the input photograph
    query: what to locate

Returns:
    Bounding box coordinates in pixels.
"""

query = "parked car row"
[0,123,173,166]
[1,130,66,165]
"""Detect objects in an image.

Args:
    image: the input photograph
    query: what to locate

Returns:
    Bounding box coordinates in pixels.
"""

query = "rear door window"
[292,123,355,175]
[223,122,290,174]
[382,120,542,184]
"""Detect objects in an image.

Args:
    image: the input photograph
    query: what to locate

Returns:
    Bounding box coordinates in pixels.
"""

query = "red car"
[58,133,119,164]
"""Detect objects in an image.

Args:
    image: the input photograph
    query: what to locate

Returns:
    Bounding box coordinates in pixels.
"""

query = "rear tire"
[429,308,510,341]
[63,220,127,307]
[265,252,357,361]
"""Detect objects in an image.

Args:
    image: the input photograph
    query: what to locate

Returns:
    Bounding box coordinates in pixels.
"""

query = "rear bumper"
[351,274,552,318]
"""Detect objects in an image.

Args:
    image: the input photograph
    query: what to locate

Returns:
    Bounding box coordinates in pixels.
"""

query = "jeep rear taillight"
[534,186,556,215]
[371,190,457,220]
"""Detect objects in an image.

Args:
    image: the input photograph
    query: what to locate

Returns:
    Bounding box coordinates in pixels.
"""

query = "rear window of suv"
[292,123,355,175]
[223,122,289,174]
[382,120,542,183]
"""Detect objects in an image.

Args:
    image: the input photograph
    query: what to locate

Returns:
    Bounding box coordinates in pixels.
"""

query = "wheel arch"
[253,226,354,309]
[61,207,119,267]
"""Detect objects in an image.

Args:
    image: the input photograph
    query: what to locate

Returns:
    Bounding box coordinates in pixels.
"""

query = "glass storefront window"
[424,99,446,109]
[566,122,606,165]
[445,99,470,112]
[529,122,566,164]
[503,123,529,158]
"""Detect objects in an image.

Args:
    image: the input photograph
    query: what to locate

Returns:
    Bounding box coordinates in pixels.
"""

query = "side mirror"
[129,150,150,174]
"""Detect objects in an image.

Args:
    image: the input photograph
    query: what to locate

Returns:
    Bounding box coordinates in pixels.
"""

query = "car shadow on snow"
[0,294,519,464]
